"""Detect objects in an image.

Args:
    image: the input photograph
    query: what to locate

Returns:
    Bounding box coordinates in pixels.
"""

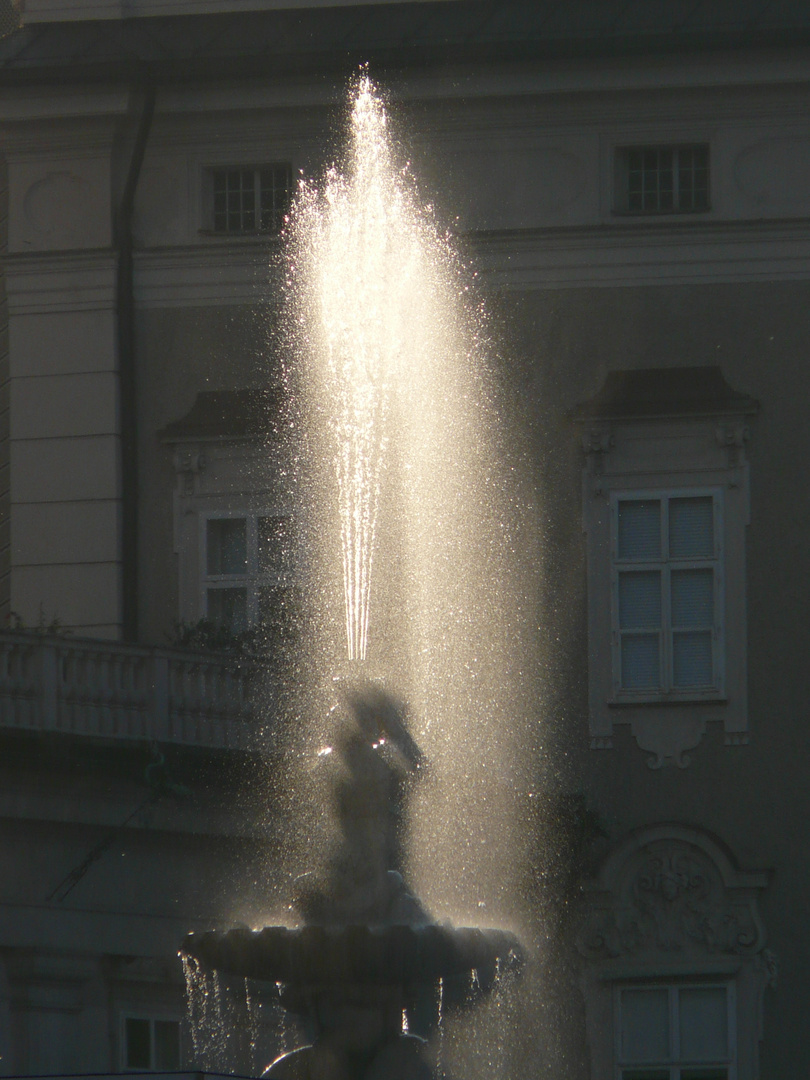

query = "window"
[615,145,709,214]
[575,367,757,765]
[612,491,723,700]
[202,512,292,633]
[209,165,292,234]
[617,983,735,1080]
[122,1016,180,1071]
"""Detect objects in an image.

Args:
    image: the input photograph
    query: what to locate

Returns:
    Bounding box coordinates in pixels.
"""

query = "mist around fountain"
[281,75,540,934]
[184,75,554,1080]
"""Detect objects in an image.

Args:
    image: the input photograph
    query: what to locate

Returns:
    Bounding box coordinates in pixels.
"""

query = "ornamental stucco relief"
[578,829,769,964]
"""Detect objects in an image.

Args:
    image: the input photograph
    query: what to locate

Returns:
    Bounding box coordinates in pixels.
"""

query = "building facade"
[0,0,809,1076]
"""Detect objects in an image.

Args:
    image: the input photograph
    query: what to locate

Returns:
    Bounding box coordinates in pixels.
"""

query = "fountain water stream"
[183,76,539,1080]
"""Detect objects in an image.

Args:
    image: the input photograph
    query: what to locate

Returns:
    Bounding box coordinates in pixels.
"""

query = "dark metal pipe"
[115,85,155,642]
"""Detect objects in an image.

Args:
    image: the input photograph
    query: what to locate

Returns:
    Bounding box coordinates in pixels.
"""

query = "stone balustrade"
[0,632,260,750]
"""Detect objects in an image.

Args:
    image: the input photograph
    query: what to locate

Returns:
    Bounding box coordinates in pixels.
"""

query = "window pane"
[154,1020,180,1070]
[207,518,247,575]
[673,631,713,687]
[621,988,669,1062]
[621,145,708,214]
[621,634,660,689]
[669,496,714,558]
[258,515,292,574]
[671,569,713,627]
[241,170,255,231]
[619,572,661,628]
[124,1017,151,1070]
[259,164,292,232]
[618,500,661,560]
[693,181,709,210]
[207,587,247,633]
[680,987,728,1061]
[213,170,227,231]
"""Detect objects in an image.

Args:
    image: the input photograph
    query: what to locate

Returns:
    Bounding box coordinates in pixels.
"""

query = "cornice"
[5,249,117,313]
[134,243,277,307]
[470,217,810,290]
[0,113,126,156]
[0,87,129,124]
[127,218,810,307]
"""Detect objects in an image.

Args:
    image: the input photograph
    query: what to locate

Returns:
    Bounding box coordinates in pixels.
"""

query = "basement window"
[206,165,293,234]
[615,145,709,214]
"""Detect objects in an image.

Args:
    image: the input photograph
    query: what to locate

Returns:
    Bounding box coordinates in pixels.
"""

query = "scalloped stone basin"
[184,924,525,1077]
[183,923,523,998]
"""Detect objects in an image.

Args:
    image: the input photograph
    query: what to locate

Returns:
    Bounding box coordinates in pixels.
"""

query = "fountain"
[184,684,523,1078]
[182,75,536,1080]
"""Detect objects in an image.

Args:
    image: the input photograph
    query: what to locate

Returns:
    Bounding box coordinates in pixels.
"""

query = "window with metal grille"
[202,512,294,633]
[122,1016,180,1071]
[210,165,292,234]
[611,490,724,699]
[616,983,735,1080]
[616,145,709,214]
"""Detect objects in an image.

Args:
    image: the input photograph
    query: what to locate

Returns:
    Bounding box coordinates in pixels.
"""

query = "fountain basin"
[183,923,523,996]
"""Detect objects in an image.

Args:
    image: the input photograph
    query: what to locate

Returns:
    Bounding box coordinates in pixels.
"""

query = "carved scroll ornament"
[578,834,767,962]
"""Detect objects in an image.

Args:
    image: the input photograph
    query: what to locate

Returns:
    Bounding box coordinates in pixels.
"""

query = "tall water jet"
[184,75,541,1080]
[284,77,537,927]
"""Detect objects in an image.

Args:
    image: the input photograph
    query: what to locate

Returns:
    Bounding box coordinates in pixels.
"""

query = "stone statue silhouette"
[293,683,430,928]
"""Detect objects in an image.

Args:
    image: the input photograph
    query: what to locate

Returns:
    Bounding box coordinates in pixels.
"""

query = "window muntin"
[202,512,292,632]
[616,984,734,1080]
[611,490,723,699]
[122,1016,180,1071]
[210,164,292,234]
[616,145,709,214]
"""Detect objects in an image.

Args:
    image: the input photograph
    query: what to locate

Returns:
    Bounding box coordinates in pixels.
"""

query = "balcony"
[0,632,260,750]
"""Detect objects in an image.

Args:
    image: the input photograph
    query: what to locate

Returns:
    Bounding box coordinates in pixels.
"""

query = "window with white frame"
[576,366,756,763]
[616,983,735,1080]
[612,491,723,700]
[615,145,709,214]
[208,165,292,234]
[202,512,293,633]
[122,1016,181,1071]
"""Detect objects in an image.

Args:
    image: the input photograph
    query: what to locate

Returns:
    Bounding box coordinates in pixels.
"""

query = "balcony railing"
[0,632,261,750]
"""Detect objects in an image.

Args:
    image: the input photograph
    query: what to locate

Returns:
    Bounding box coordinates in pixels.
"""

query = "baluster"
[118,653,130,738]
[99,652,109,734]
[131,656,143,738]
[150,655,169,742]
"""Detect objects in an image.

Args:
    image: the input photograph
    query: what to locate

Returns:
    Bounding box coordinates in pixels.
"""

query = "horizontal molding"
[134,242,275,307]
[470,218,810,289]
[5,250,117,314]
[0,899,231,956]
[132,220,810,305]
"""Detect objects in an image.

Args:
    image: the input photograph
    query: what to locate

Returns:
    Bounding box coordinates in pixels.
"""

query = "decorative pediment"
[578,825,770,964]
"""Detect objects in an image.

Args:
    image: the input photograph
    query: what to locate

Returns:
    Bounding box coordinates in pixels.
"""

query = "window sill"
[609,693,727,708]
[611,207,712,218]
[197,229,283,241]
